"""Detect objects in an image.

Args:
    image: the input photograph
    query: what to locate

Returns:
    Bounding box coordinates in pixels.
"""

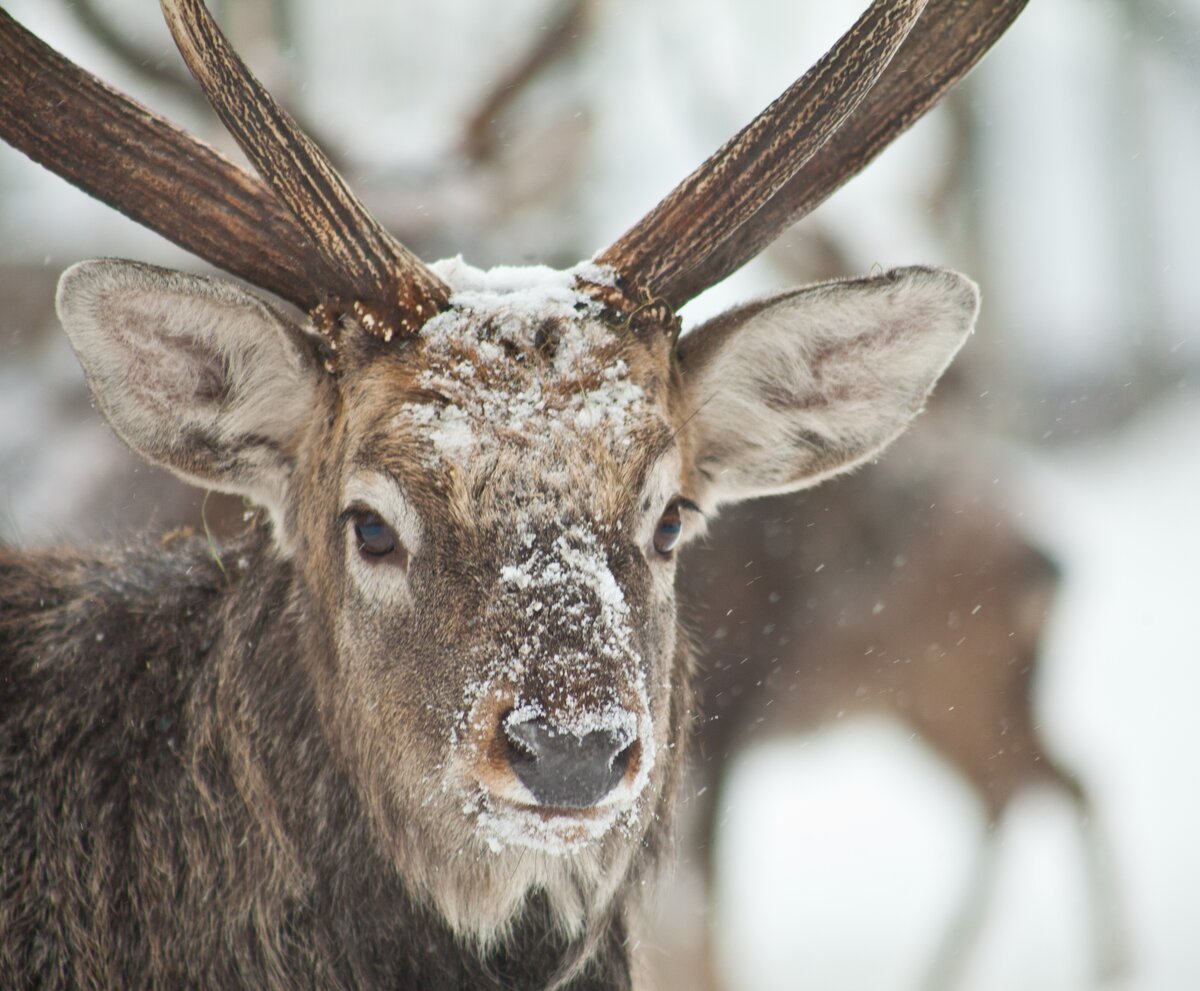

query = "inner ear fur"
[676,266,978,507]
[56,259,323,535]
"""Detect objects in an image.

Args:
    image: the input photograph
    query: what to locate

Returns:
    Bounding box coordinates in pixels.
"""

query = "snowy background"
[2,1,1198,989]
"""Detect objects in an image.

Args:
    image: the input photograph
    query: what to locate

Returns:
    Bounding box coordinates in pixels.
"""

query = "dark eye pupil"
[354,513,397,558]
[654,504,683,556]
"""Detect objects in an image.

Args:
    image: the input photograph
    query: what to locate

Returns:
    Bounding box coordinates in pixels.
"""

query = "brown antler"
[596,0,1028,313]
[662,0,1030,309]
[594,0,927,309]
[159,0,449,339]
[0,10,321,311]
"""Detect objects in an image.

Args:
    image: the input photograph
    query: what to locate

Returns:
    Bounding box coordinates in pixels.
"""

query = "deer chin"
[341,764,629,947]
[408,793,639,948]
[429,847,620,949]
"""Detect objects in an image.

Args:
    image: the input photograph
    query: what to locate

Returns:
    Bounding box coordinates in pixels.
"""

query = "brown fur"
[1,260,975,988]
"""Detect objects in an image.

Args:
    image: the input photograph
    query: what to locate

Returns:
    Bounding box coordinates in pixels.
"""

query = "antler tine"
[160,0,449,340]
[0,11,321,311]
[662,0,1030,309]
[594,0,927,313]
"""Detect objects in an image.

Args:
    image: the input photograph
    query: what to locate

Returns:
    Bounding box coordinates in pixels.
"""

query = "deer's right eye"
[350,510,405,565]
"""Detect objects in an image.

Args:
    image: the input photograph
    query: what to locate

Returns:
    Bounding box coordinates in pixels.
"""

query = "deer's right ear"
[56,259,322,530]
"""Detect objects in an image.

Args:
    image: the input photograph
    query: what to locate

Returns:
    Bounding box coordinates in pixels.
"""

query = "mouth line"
[473,791,625,855]
[491,796,613,822]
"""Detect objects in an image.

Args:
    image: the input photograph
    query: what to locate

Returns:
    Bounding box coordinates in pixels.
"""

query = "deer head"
[0,0,1021,942]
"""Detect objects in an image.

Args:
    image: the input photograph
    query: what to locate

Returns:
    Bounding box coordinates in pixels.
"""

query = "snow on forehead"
[430,255,617,297]
[396,258,645,467]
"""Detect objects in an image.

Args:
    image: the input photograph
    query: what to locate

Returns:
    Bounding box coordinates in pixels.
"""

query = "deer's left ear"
[676,266,977,507]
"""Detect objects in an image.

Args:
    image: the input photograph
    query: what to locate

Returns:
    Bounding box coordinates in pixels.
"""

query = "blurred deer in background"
[0,0,1027,987]
[678,404,1127,990]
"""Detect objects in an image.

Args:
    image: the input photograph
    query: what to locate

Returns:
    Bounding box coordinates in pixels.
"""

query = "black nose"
[502,716,635,809]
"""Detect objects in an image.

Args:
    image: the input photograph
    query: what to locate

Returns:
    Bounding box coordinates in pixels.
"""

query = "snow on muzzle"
[454,524,656,853]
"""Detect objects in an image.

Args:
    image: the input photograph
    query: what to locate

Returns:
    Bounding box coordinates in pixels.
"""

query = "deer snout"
[502,714,638,809]
[457,683,658,851]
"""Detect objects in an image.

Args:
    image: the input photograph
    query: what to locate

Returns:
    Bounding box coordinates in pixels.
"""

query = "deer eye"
[653,501,684,557]
[351,510,405,564]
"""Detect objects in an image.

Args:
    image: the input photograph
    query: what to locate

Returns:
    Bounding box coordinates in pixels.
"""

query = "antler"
[595,0,926,309]
[0,9,319,310]
[2,0,1026,337]
[595,0,1028,314]
[0,4,449,342]
[159,0,448,340]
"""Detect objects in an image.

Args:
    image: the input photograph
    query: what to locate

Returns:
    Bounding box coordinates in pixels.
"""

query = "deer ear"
[677,266,977,507]
[56,259,322,529]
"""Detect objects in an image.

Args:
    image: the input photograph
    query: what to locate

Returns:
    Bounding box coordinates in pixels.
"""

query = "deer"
[677,412,1126,990]
[0,1,1027,988]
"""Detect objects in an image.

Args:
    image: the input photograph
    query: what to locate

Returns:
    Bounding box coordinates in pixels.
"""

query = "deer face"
[56,254,975,936]
[289,262,688,894]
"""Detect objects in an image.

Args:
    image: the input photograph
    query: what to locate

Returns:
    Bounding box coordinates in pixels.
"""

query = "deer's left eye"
[653,501,684,557]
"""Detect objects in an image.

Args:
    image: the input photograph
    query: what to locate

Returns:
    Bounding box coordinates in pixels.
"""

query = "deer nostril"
[501,714,636,809]
[503,720,542,762]
[610,739,635,779]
